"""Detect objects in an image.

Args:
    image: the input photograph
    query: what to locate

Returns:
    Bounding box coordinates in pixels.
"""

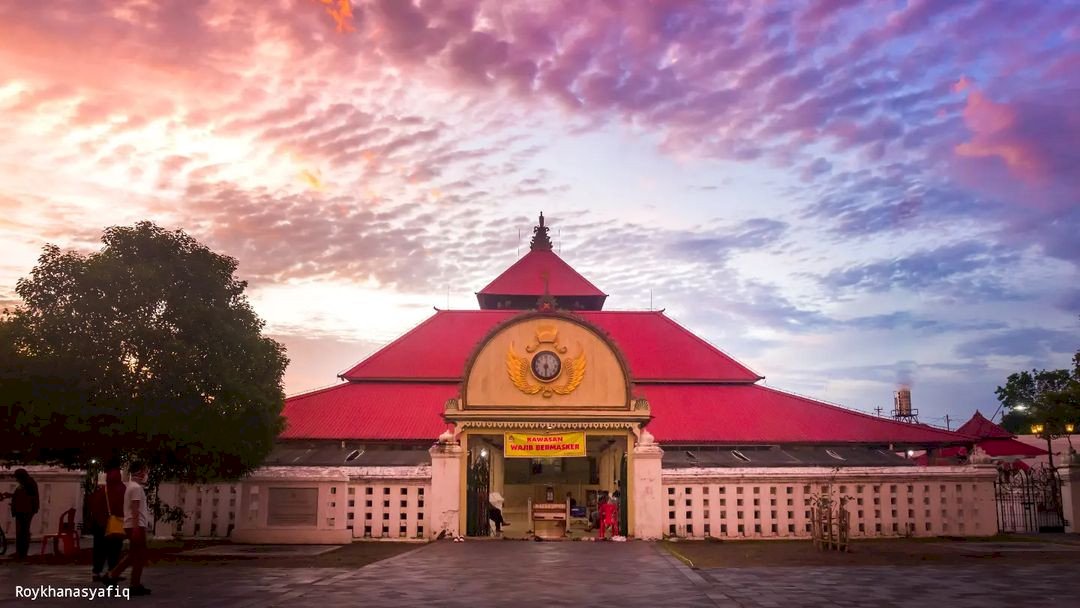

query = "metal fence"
[994,465,1065,534]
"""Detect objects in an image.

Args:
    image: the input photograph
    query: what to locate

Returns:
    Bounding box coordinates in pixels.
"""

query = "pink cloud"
[954,87,1079,193]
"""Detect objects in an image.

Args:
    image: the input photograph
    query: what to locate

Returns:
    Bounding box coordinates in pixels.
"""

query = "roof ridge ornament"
[537,270,557,311]
[530,211,553,251]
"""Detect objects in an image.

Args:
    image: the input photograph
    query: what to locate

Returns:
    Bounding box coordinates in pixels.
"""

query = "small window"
[825,449,845,461]
[345,449,363,462]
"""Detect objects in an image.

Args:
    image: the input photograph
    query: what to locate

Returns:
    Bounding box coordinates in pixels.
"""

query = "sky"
[1,0,1077,430]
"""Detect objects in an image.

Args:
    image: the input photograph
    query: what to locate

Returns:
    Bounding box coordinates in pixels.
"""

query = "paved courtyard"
[2,541,1079,607]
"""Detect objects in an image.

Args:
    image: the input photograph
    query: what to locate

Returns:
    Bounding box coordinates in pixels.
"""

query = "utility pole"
[945,415,951,431]
[874,406,883,417]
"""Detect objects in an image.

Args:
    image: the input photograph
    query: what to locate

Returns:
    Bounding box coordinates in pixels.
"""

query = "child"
[596,495,618,541]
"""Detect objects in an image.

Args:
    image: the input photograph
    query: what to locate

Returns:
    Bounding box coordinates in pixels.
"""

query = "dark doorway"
[466,450,491,537]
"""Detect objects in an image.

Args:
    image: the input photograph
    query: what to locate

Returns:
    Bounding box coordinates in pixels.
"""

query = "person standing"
[102,462,151,596]
[595,494,617,541]
[88,466,126,581]
[9,469,39,559]
[487,491,509,535]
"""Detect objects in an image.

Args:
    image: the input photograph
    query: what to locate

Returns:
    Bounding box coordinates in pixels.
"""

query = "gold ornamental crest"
[506,324,586,398]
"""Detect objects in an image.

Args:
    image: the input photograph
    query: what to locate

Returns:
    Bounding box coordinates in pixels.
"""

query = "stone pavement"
[692,564,1080,608]
[2,541,1079,607]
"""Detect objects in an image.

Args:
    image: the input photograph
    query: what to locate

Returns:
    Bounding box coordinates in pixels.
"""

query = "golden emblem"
[506,325,586,398]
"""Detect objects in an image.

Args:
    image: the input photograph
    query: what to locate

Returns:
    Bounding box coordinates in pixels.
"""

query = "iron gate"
[465,450,491,537]
[994,464,1066,533]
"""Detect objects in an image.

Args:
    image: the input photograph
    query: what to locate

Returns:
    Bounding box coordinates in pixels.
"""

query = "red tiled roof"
[340,310,762,382]
[478,249,606,297]
[639,384,969,445]
[282,380,970,445]
[280,383,453,440]
[956,410,1013,439]
[978,438,1048,457]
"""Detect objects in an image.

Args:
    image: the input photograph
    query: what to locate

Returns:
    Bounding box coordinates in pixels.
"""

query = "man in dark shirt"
[5,469,40,559]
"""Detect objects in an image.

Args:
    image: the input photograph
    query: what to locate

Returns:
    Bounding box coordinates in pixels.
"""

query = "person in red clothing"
[88,466,126,582]
[596,494,618,541]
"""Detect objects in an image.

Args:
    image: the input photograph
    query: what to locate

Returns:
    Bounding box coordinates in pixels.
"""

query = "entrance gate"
[994,464,1065,533]
[466,451,491,537]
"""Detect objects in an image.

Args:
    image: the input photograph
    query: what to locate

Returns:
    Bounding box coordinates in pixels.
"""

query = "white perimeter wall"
[662,465,999,540]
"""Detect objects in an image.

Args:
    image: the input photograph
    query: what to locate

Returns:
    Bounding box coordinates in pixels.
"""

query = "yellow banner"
[504,432,586,458]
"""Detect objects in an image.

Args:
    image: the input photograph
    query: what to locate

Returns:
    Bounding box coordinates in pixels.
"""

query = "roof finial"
[530,211,553,251]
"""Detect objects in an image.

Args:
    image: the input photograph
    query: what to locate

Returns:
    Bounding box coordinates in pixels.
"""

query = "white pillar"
[632,431,664,540]
[1062,465,1080,534]
[429,440,465,539]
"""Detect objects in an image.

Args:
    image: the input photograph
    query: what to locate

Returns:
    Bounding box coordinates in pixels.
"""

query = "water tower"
[892,387,919,423]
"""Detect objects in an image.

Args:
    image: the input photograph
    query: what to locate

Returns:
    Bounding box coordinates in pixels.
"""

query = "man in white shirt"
[487,491,508,534]
[102,461,152,596]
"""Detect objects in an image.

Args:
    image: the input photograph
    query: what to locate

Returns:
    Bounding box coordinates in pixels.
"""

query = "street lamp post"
[1031,422,1077,469]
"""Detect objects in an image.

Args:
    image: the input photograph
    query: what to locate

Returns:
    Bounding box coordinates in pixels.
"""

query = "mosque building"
[224,214,999,543]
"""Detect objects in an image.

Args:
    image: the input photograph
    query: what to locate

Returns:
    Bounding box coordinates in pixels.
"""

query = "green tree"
[0,222,288,486]
[996,368,1074,434]
[995,356,1080,465]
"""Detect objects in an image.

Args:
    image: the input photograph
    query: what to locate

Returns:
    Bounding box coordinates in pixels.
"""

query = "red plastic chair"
[40,508,81,556]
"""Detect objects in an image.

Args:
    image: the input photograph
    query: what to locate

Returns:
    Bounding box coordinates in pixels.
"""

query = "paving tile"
[2,544,1078,608]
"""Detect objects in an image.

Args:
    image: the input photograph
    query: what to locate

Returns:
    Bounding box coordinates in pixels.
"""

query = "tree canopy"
[996,351,1080,437]
[0,222,288,483]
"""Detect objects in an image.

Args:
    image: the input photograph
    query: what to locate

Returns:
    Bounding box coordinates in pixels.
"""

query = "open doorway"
[465,433,628,539]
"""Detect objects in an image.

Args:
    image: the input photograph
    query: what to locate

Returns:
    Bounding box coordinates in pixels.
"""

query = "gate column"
[632,429,664,540]
[429,431,466,539]
[1063,465,1080,534]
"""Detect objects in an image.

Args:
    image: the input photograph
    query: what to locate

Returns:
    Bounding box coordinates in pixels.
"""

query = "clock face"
[531,350,562,381]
